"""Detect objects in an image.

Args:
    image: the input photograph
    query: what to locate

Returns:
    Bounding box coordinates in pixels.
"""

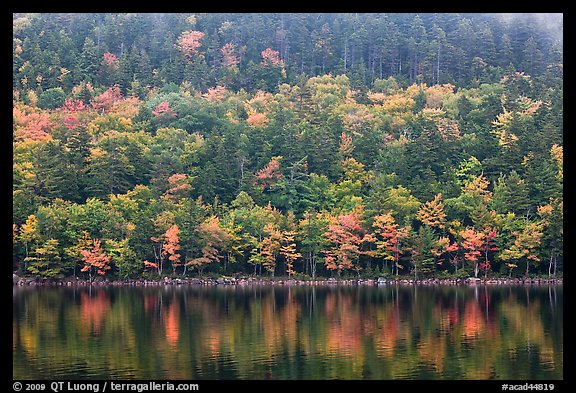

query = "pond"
[13,284,562,380]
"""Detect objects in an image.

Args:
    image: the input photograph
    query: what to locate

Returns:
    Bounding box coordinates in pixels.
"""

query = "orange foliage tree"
[255,156,283,190]
[187,217,231,276]
[260,223,283,276]
[371,212,410,276]
[323,210,364,277]
[176,31,204,62]
[280,229,301,278]
[459,227,485,278]
[148,224,181,276]
[80,239,111,282]
[417,193,447,230]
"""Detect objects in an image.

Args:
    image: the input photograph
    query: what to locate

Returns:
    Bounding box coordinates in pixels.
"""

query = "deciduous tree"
[80,238,111,282]
[417,193,447,230]
[459,227,485,278]
[187,216,232,276]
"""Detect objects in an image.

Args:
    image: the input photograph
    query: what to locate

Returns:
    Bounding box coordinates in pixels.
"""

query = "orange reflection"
[80,290,110,334]
[164,298,180,347]
[374,307,399,357]
[208,331,221,356]
[462,299,485,339]
[324,292,362,356]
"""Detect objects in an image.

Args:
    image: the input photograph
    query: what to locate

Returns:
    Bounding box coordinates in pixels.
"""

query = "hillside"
[12,13,563,280]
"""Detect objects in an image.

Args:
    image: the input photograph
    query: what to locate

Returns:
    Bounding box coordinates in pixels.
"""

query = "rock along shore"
[12,273,563,287]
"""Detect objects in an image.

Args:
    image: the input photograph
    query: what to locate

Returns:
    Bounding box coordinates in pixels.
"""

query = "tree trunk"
[311,254,316,279]
[437,43,441,84]
[238,157,245,190]
[344,39,347,71]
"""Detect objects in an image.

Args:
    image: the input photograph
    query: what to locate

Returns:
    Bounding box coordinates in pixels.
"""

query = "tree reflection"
[13,285,563,380]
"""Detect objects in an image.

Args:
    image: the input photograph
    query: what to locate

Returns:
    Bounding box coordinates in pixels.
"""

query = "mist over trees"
[13,13,563,280]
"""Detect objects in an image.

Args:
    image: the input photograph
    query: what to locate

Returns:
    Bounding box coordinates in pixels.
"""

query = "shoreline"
[13,274,563,287]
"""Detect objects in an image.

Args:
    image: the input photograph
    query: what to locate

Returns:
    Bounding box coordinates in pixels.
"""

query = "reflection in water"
[80,290,110,335]
[13,284,562,380]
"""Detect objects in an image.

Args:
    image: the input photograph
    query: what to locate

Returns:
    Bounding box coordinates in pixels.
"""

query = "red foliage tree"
[255,156,283,190]
[431,236,458,268]
[176,31,205,62]
[102,52,119,69]
[164,225,181,274]
[62,97,87,112]
[261,48,284,67]
[246,112,269,128]
[200,86,227,103]
[13,106,53,141]
[221,43,240,67]
[323,211,364,276]
[152,101,177,118]
[459,227,485,278]
[90,86,122,115]
[372,212,410,276]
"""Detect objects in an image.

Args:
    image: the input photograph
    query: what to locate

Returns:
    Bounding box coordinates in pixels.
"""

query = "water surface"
[13,284,563,380]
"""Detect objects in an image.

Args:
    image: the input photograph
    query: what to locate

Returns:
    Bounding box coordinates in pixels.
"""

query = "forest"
[12,13,563,281]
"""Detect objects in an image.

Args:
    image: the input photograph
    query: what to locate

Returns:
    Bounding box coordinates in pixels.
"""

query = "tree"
[417,193,446,230]
[480,229,498,278]
[163,224,182,275]
[298,210,329,279]
[431,235,459,271]
[80,238,111,282]
[163,173,192,201]
[18,214,40,265]
[491,171,531,216]
[280,228,301,278]
[371,212,409,276]
[537,200,562,277]
[459,227,485,278]
[259,223,283,276]
[187,216,232,276]
[176,31,205,62]
[148,220,180,277]
[100,52,120,86]
[322,209,364,277]
[37,87,66,109]
[62,230,93,278]
[550,144,563,180]
[152,101,177,119]
[408,226,437,279]
[499,221,543,277]
[256,156,283,190]
[25,239,62,279]
[221,43,240,68]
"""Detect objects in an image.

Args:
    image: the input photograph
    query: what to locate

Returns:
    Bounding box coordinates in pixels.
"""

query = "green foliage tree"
[25,239,62,279]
